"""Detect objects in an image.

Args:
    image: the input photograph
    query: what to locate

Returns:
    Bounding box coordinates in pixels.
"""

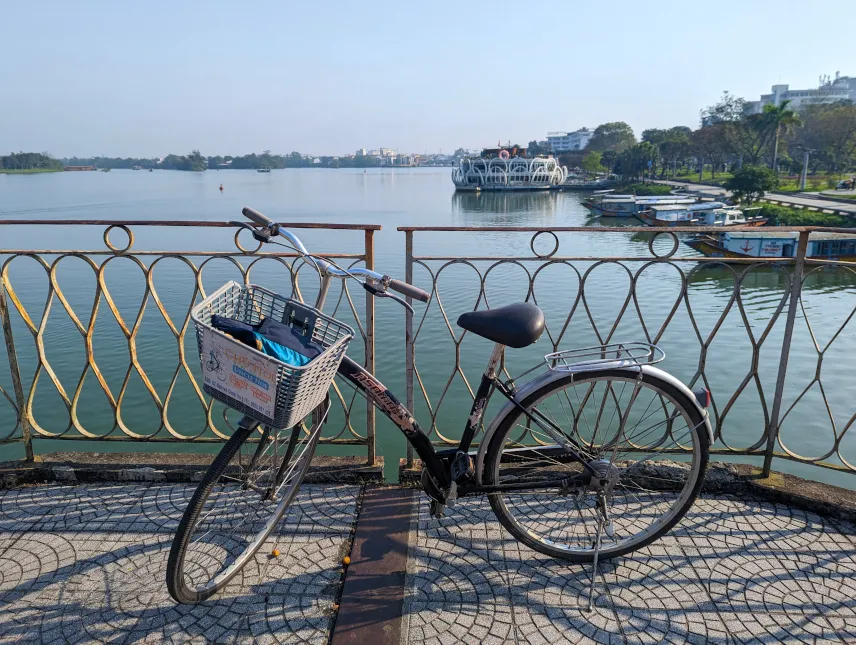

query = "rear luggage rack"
[546,342,665,373]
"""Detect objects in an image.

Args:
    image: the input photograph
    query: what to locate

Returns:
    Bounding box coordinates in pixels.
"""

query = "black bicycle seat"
[456,302,545,348]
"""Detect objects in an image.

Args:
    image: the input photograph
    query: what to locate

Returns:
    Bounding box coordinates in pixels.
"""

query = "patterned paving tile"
[404,492,856,644]
[0,483,360,644]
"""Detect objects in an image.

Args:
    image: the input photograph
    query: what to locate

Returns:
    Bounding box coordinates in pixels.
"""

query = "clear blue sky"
[2,0,854,157]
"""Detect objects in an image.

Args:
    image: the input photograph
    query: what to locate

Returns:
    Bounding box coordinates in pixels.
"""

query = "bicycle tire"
[166,407,322,604]
[483,369,709,562]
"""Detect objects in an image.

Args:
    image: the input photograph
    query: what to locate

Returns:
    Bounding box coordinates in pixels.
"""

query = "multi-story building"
[545,128,593,153]
[746,73,856,114]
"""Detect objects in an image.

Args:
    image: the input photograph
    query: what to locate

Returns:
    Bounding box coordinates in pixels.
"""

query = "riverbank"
[669,171,844,194]
[757,202,856,227]
[0,168,63,174]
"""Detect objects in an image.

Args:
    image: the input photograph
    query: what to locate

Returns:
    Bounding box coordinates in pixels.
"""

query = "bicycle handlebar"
[242,207,273,228]
[241,206,428,303]
[388,279,430,303]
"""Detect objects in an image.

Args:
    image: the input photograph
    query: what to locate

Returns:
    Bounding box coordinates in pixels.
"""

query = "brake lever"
[229,220,272,243]
[362,282,414,314]
[379,291,415,314]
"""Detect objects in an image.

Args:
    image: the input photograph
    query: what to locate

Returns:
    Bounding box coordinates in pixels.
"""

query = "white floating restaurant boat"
[452,146,567,191]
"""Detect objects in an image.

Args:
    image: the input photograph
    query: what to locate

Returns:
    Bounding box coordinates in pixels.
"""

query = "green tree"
[728,113,775,166]
[587,122,636,153]
[580,151,604,174]
[527,140,546,156]
[615,142,657,182]
[723,166,778,204]
[700,92,748,125]
[691,123,731,179]
[187,150,207,171]
[643,126,692,177]
[791,102,856,175]
[660,126,693,177]
[2,152,63,171]
[762,100,801,174]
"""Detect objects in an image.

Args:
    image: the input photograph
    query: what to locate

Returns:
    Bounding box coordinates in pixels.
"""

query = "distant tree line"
[63,150,206,171]
[60,150,389,171]
[209,151,384,169]
[555,95,856,184]
[1,152,63,170]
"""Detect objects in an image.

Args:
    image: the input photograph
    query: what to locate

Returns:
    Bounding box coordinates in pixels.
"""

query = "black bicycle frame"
[336,346,596,495]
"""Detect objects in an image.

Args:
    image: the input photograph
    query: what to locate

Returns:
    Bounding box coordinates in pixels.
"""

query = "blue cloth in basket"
[210,315,321,367]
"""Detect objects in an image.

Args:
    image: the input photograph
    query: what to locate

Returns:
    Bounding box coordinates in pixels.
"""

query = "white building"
[746,73,856,114]
[545,128,593,153]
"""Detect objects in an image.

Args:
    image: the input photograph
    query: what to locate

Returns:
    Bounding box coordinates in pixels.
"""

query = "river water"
[1,168,854,487]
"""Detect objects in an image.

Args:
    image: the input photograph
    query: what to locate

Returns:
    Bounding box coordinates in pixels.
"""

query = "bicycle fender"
[474,365,714,485]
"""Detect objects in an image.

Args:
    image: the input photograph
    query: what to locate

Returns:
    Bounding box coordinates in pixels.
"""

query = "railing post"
[405,230,415,469]
[0,282,34,461]
[364,229,376,467]
[762,230,810,477]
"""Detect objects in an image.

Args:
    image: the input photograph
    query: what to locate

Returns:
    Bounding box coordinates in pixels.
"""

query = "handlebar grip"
[388,279,430,303]
[242,207,274,227]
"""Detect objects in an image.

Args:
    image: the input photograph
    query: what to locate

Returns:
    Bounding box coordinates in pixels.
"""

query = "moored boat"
[257,166,271,173]
[559,174,615,191]
[685,231,856,261]
[587,195,699,218]
[637,202,768,228]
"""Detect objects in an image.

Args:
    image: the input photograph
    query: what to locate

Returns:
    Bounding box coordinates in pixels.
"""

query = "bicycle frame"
[335,344,598,497]
[238,266,598,499]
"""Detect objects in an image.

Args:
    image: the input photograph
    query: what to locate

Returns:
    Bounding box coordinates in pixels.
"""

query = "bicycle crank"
[421,468,456,519]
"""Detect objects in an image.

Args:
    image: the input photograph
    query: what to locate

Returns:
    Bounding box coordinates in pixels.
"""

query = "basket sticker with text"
[201,328,277,419]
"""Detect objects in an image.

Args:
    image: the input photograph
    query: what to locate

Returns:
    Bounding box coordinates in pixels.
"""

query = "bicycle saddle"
[456,302,545,348]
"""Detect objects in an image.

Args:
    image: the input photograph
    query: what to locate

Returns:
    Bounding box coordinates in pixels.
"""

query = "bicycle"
[166,207,712,608]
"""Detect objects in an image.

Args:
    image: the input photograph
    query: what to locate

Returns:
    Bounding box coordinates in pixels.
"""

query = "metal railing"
[0,220,380,465]
[400,225,856,477]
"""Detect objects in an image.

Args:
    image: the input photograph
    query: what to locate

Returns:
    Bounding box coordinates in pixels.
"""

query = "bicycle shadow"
[403,492,856,643]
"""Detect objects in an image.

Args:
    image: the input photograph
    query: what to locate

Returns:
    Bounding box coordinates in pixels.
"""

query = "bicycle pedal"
[450,451,475,483]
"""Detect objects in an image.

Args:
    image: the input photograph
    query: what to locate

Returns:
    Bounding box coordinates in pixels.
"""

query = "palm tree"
[762,100,802,175]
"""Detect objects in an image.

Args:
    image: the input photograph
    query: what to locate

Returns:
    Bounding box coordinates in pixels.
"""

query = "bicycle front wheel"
[484,369,708,561]
[166,404,324,604]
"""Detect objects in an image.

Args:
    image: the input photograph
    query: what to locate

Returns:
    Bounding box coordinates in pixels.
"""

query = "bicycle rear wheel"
[484,370,708,561]
[166,402,325,604]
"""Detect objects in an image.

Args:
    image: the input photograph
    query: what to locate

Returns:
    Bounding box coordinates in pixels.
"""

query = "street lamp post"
[799,149,810,191]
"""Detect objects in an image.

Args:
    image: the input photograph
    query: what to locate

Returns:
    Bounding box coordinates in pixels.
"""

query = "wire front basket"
[546,342,665,374]
[191,281,354,429]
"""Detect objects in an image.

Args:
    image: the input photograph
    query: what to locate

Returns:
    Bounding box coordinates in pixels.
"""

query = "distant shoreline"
[0,168,63,174]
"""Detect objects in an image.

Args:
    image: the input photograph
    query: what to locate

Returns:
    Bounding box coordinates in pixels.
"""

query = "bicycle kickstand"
[586,491,610,612]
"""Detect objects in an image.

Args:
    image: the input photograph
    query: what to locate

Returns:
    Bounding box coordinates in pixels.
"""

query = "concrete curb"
[0,452,384,488]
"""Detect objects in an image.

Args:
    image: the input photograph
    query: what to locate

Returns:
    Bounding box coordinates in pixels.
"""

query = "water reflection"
[452,190,558,221]
[686,261,856,294]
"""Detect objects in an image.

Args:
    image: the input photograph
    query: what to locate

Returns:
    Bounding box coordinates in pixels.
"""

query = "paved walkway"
[0,483,360,644]
[2,483,856,643]
[404,492,856,644]
[656,179,856,215]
